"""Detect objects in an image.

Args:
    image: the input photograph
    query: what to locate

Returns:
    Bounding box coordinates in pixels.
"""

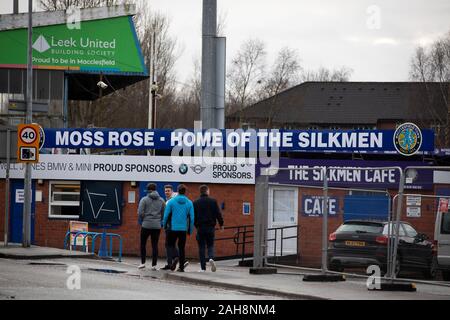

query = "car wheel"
[443,271,450,282]
[423,256,438,280]
[329,263,344,273]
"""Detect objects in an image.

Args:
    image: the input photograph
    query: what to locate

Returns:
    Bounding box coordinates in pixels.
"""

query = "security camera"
[97,81,108,89]
[150,82,159,93]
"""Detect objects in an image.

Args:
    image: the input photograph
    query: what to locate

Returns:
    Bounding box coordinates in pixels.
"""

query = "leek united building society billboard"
[0,16,146,74]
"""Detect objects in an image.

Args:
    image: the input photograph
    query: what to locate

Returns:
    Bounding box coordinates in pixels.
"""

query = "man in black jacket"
[193,185,224,272]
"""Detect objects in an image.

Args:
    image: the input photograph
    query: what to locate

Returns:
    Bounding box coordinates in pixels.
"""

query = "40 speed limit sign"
[17,124,40,163]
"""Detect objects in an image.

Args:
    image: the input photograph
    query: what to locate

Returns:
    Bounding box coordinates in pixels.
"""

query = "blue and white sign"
[41,128,435,155]
[260,158,434,190]
[302,196,339,217]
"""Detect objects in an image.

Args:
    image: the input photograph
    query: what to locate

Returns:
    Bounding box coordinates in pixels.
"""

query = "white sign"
[406,196,421,207]
[15,189,24,203]
[407,206,421,218]
[434,170,450,184]
[128,191,136,204]
[0,155,255,184]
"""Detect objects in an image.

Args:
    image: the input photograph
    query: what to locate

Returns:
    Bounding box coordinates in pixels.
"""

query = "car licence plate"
[345,240,366,247]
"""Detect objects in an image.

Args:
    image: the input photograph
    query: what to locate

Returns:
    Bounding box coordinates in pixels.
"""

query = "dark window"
[36,70,50,100]
[10,69,22,94]
[442,213,450,235]
[0,69,8,92]
[50,71,64,100]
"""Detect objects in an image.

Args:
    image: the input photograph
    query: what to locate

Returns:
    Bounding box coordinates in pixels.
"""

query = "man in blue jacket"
[162,184,194,272]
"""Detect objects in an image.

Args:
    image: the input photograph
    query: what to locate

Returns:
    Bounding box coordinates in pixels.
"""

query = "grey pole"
[390,170,405,280]
[253,174,268,268]
[22,0,33,248]
[201,0,217,129]
[13,0,19,14]
[321,168,329,274]
[147,32,155,156]
[4,130,11,247]
[215,37,226,129]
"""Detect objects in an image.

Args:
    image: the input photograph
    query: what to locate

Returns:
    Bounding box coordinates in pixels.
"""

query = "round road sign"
[19,126,38,144]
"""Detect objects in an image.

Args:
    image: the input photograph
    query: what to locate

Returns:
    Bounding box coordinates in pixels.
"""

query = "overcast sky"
[1,0,450,84]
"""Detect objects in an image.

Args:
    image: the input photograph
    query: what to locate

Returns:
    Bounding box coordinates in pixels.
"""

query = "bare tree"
[39,0,131,11]
[256,47,301,127]
[300,66,353,82]
[227,39,267,121]
[50,1,181,129]
[410,31,450,146]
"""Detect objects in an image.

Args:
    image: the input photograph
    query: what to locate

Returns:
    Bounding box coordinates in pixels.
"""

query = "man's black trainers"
[171,257,179,271]
[160,265,171,270]
[176,268,184,272]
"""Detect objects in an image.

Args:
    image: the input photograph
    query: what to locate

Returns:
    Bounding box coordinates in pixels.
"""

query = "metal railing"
[214,224,299,265]
[63,230,123,262]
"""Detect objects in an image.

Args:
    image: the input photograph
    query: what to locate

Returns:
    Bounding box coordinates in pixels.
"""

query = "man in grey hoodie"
[138,183,166,270]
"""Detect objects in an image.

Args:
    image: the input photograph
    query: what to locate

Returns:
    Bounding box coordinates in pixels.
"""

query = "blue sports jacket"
[162,195,195,234]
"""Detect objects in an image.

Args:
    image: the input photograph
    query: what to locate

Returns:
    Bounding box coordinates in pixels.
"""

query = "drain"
[28,262,66,266]
[87,268,127,274]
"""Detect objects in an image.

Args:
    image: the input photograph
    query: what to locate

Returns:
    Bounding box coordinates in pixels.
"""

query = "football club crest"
[393,123,422,156]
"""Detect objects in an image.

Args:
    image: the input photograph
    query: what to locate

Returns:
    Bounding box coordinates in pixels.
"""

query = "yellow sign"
[69,221,89,249]
[17,124,40,163]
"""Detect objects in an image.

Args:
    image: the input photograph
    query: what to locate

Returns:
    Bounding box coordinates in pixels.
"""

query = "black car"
[328,220,437,278]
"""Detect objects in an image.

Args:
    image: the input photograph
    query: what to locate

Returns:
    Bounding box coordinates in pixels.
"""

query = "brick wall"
[1,178,446,268]
[0,180,255,260]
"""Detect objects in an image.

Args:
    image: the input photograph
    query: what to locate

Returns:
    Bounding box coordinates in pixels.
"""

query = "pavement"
[0,257,279,300]
[122,257,450,300]
[1,244,450,300]
[0,242,94,260]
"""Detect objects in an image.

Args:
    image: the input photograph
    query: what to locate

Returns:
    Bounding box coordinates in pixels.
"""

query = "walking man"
[138,183,165,270]
[161,185,190,270]
[193,185,224,272]
[162,184,194,272]
[161,185,177,270]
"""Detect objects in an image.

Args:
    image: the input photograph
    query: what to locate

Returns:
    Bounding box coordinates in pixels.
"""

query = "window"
[382,223,406,237]
[49,181,81,219]
[402,223,418,237]
[272,190,296,224]
[442,213,450,235]
[338,222,383,234]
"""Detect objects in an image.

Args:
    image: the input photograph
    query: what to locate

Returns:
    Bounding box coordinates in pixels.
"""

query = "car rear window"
[337,223,384,234]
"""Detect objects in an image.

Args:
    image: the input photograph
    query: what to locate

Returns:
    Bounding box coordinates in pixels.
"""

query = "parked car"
[434,208,450,281]
[328,220,437,278]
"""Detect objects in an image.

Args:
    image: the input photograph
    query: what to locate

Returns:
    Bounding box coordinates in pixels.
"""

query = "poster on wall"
[79,181,123,226]
[406,196,421,206]
[406,206,421,218]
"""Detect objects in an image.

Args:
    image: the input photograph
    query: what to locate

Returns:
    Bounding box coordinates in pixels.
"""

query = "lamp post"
[22,0,33,247]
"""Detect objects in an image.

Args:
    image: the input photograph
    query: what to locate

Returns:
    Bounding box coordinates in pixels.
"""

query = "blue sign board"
[302,196,339,217]
[41,128,435,154]
[260,158,433,190]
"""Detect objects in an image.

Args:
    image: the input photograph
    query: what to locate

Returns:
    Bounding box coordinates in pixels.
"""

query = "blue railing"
[64,230,122,262]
